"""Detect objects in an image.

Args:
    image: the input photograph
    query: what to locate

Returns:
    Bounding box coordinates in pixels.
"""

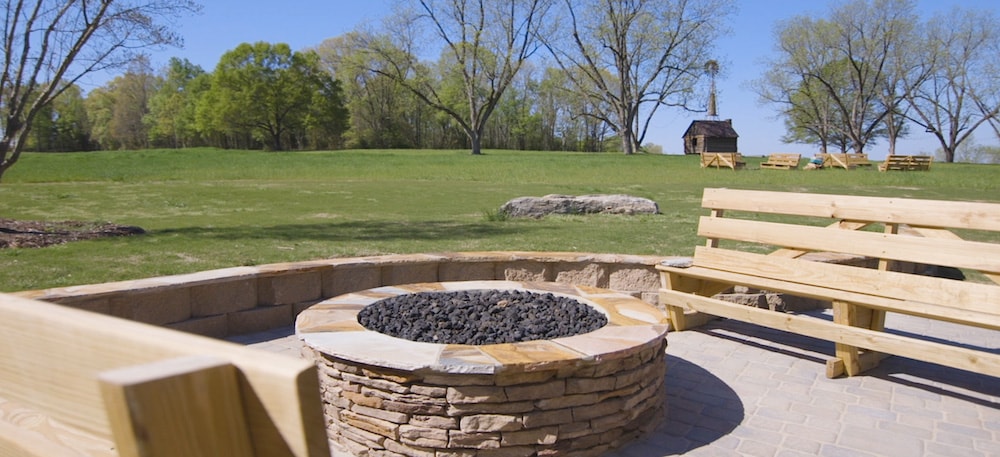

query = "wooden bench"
[879,154,932,171]
[700,152,746,170]
[657,188,1000,379]
[0,293,330,457]
[760,153,801,169]
[817,153,872,169]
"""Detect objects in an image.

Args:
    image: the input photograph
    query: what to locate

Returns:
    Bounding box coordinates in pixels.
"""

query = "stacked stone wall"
[306,336,667,457]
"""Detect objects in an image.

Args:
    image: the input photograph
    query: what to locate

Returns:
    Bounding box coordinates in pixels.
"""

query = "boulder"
[500,194,659,218]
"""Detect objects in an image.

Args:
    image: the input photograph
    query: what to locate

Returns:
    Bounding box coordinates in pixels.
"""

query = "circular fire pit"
[296,281,669,456]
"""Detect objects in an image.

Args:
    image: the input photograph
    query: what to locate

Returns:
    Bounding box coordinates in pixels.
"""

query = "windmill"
[704,60,720,120]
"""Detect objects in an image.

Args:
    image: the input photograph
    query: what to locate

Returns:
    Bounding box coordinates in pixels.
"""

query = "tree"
[904,8,1000,163]
[758,0,920,154]
[0,0,200,182]
[362,0,554,155]
[201,42,347,151]
[25,83,92,151]
[543,0,733,155]
[109,57,157,149]
[314,33,418,149]
[146,57,207,148]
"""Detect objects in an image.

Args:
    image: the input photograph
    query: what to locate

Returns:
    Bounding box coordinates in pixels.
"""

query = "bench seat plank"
[659,289,1000,376]
[659,261,1000,330]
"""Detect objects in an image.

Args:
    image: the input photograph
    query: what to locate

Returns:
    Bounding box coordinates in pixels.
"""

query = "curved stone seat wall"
[15,252,672,339]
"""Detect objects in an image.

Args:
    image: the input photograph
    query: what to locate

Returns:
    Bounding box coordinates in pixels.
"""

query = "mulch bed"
[0,219,145,249]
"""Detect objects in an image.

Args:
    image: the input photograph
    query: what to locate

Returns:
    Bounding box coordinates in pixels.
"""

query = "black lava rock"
[357,289,608,345]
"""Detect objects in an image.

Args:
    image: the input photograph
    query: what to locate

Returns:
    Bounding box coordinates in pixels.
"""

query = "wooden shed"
[682,119,739,155]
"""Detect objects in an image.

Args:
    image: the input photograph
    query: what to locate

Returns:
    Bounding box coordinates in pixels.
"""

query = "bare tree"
[1,0,200,182]
[543,0,733,155]
[758,0,920,155]
[904,7,1000,163]
[362,0,554,155]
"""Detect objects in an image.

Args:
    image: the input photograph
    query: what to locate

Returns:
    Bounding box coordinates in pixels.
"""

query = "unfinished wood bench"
[700,152,746,170]
[760,153,801,169]
[817,153,872,169]
[0,293,330,457]
[657,188,1000,378]
[879,154,932,171]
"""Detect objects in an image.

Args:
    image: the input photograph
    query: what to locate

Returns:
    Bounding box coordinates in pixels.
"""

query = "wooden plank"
[99,356,254,457]
[693,247,1000,319]
[700,188,1000,231]
[658,289,1000,377]
[0,403,115,457]
[659,259,1000,329]
[696,216,1000,274]
[0,293,330,457]
[907,227,1000,285]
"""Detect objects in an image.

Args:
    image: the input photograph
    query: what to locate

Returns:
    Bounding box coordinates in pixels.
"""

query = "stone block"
[552,262,608,288]
[341,409,400,439]
[382,262,439,286]
[409,415,458,430]
[521,409,573,429]
[399,425,449,448]
[190,278,257,317]
[500,426,558,446]
[447,386,508,404]
[440,261,496,282]
[57,296,111,315]
[498,261,549,282]
[352,404,410,424]
[565,376,617,395]
[460,414,524,433]
[607,265,660,293]
[503,380,565,402]
[449,430,501,449]
[258,270,322,305]
[324,264,381,297]
[227,304,292,335]
[447,401,534,416]
[109,287,192,325]
[166,314,229,338]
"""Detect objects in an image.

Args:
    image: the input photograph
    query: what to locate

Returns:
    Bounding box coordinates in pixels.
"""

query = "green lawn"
[1,148,997,292]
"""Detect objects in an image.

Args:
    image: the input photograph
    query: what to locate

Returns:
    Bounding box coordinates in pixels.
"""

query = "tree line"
[4,0,999,184]
[753,0,1000,163]
[11,0,734,161]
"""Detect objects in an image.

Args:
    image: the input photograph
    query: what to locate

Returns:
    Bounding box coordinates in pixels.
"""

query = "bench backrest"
[765,153,801,164]
[694,188,1000,327]
[0,294,329,457]
[881,155,932,171]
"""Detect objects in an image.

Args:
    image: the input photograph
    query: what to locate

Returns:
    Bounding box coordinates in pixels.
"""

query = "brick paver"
[234,310,1000,457]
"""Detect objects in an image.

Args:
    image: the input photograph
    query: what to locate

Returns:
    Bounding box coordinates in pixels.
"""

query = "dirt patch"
[0,219,145,249]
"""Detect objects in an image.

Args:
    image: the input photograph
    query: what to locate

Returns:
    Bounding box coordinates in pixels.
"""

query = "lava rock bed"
[357,289,608,344]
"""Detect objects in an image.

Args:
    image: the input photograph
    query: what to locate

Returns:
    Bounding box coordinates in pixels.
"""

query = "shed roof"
[682,119,739,138]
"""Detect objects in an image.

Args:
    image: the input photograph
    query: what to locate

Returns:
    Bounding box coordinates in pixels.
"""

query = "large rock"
[500,194,659,218]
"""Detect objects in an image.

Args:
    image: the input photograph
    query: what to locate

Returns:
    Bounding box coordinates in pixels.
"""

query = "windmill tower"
[704,60,720,120]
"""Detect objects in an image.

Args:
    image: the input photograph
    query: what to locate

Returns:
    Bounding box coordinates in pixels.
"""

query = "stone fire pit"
[296,280,669,457]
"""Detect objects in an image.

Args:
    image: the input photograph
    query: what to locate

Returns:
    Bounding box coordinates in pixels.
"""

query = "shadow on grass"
[155,219,547,244]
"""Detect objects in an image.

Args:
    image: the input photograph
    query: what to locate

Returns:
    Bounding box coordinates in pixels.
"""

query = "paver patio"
[233,310,1000,457]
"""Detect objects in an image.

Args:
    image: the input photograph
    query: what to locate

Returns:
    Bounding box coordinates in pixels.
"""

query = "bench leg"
[827,301,885,377]
[660,272,728,331]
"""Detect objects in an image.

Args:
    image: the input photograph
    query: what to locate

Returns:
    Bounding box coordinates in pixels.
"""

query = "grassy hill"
[1,148,997,291]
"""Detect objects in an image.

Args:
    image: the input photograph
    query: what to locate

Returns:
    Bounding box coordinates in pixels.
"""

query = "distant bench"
[879,154,932,171]
[657,188,1000,379]
[760,153,801,170]
[818,153,872,169]
[700,152,745,170]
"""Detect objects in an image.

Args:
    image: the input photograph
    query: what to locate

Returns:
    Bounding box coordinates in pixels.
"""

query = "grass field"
[1,148,997,292]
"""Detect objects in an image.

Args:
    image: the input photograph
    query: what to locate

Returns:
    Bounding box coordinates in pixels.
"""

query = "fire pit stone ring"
[296,280,669,456]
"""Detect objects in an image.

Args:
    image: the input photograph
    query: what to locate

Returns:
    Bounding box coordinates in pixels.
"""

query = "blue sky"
[106,0,1000,157]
